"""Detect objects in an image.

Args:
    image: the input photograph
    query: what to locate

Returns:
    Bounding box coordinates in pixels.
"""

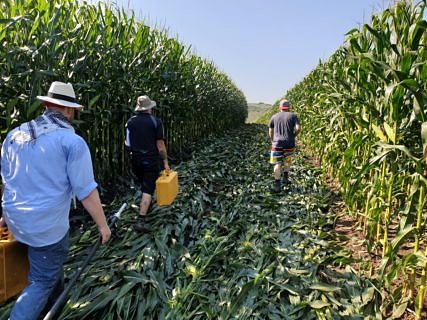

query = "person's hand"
[0,217,6,228]
[164,164,171,173]
[99,224,111,244]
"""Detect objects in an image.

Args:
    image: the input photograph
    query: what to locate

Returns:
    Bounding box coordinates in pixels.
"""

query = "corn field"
[260,0,427,317]
[0,0,247,185]
[0,124,384,319]
[2,0,427,318]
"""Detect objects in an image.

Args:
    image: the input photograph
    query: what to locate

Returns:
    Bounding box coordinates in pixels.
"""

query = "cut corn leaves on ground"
[0,124,382,319]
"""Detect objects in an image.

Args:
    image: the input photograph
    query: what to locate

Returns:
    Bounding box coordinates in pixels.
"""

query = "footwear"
[272,180,281,193]
[282,172,290,185]
[133,216,151,233]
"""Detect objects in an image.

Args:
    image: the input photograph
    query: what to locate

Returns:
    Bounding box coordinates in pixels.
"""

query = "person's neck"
[45,108,72,123]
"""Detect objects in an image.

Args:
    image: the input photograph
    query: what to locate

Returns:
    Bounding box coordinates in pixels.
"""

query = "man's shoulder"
[127,114,138,121]
[270,112,280,120]
[7,122,27,135]
[58,132,90,155]
[290,112,299,119]
[55,129,86,143]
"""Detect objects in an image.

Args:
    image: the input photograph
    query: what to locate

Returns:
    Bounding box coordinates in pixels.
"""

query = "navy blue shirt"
[125,112,165,160]
[268,111,300,148]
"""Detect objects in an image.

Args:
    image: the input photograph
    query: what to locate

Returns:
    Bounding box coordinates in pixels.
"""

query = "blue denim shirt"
[1,126,97,247]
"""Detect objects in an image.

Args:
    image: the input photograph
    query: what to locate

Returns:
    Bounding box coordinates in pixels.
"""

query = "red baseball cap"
[279,99,290,110]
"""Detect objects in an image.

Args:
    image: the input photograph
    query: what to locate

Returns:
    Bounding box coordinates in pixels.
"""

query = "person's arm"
[81,189,111,244]
[0,217,5,228]
[156,119,170,171]
[124,125,132,153]
[156,139,170,171]
[294,123,301,135]
[268,116,275,142]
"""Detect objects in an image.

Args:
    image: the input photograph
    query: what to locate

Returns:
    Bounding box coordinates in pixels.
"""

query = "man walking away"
[268,99,301,193]
[0,81,111,320]
[125,95,170,232]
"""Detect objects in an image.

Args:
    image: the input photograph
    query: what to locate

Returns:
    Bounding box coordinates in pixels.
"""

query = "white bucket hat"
[37,81,83,108]
[135,95,156,111]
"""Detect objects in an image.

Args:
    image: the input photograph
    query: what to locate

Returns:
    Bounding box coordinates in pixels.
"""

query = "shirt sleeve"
[125,126,131,147]
[0,142,5,184]
[1,135,11,184]
[268,117,274,128]
[66,136,98,200]
[0,142,2,170]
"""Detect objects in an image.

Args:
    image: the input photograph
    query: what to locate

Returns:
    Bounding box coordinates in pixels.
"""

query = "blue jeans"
[10,233,69,320]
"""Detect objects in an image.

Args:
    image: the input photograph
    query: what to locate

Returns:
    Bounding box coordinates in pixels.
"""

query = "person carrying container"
[0,81,111,320]
[268,99,301,193]
[125,95,170,232]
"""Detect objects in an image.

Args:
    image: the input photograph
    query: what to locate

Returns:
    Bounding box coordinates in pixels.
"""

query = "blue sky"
[94,0,390,104]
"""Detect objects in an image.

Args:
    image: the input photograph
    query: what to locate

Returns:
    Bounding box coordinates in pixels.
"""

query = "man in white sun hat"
[125,95,170,232]
[268,99,301,193]
[0,81,111,320]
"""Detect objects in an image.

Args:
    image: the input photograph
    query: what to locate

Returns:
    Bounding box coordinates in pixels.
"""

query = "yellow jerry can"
[0,227,29,305]
[156,170,179,206]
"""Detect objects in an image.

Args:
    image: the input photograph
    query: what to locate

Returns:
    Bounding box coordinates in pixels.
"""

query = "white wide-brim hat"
[135,95,156,111]
[37,81,83,108]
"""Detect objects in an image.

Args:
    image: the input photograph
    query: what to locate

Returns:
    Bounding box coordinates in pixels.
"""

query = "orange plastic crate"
[156,170,179,206]
[0,228,29,305]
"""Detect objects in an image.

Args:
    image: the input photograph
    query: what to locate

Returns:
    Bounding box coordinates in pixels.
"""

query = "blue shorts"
[270,146,294,165]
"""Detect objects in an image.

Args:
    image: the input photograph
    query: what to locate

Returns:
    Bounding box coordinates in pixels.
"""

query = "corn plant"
[0,0,247,185]
[259,0,427,316]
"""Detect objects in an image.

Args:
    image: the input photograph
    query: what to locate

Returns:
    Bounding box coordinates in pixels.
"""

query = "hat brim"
[37,96,84,108]
[135,101,156,111]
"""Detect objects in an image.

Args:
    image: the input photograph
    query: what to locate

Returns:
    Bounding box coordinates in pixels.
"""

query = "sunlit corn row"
[260,0,427,317]
[0,0,248,184]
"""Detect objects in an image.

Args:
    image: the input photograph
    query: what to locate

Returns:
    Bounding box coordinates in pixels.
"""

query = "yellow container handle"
[0,227,14,241]
[162,169,172,177]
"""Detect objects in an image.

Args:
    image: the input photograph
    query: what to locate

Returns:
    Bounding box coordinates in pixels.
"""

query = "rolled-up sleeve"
[66,137,98,200]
